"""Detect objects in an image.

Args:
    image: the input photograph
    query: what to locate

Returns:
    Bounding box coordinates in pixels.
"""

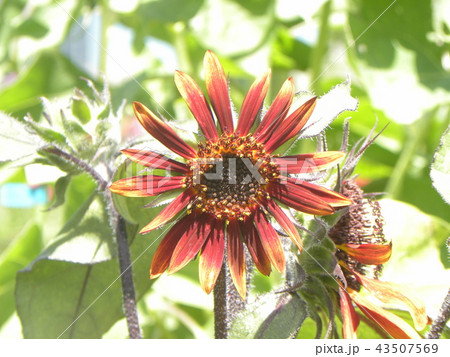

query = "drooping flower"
[110,50,352,298]
[329,179,429,338]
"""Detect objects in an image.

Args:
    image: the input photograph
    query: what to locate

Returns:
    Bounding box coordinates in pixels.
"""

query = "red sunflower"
[110,50,352,298]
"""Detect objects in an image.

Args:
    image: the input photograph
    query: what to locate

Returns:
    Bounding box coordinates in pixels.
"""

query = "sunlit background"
[0,0,449,338]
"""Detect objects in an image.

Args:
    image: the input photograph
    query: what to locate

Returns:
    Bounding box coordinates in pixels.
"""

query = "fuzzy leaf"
[0,224,42,329]
[15,192,160,338]
[0,112,41,162]
[46,175,72,211]
[297,80,359,139]
[229,292,307,339]
[22,117,68,148]
[430,126,450,204]
[71,98,91,124]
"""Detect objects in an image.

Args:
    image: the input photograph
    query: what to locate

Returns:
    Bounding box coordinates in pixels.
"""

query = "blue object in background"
[0,183,49,208]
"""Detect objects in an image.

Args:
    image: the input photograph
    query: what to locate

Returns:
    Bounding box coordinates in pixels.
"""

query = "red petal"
[337,243,392,265]
[204,50,234,134]
[264,97,317,153]
[269,181,335,215]
[133,102,196,159]
[199,220,225,294]
[235,70,271,136]
[240,219,271,276]
[254,209,285,273]
[352,271,428,331]
[340,288,360,339]
[121,149,190,174]
[255,77,295,140]
[109,175,184,197]
[349,290,422,339]
[168,213,214,274]
[139,190,194,234]
[150,215,192,278]
[265,199,303,253]
[286,177,352,208]
[227,220,246,299]
[174,70,219,141]
[274,151,345,174]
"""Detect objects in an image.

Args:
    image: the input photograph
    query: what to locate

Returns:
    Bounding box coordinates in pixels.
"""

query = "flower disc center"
[187,134,279,220]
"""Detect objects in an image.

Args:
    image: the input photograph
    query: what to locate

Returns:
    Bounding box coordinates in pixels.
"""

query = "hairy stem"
[111,204,142,339]
[214,262,245,339]
[214,247,252,338]
[426,288,450,339]
[43,147,108,190]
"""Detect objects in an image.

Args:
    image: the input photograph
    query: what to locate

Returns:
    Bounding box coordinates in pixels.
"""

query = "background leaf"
[0,112,42,162]
[430,126,450,204]
[0,223,42,329]
[229,292,307,339]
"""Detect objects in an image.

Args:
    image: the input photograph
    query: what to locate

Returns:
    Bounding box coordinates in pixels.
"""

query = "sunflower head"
[110,50,352,299]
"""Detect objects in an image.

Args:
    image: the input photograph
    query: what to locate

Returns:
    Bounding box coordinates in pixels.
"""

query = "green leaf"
[270,27,311,71]
[229,292,307,339]
[0,50,87,119]
[299,245,337,276]
[71,98,91,124]
[46,174,72,211]
[14,17,48,39]
[41,193,114,264]
[22,116,68,148]
[430,126,450,204]
[133,0,203,23]
[0,224,42,329]
[0,112,41,162]
[16,184,163,337]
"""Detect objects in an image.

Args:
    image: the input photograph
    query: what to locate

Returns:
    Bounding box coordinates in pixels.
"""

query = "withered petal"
[352,271,428,331]
[337,242,392,265]
[349,290,423,339]
[339,288,360,339]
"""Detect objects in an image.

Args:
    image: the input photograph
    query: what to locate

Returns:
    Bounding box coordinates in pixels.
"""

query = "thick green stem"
[385,112,431,198]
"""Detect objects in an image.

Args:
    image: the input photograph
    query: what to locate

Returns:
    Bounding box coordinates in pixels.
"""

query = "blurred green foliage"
[0,0,449,338]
